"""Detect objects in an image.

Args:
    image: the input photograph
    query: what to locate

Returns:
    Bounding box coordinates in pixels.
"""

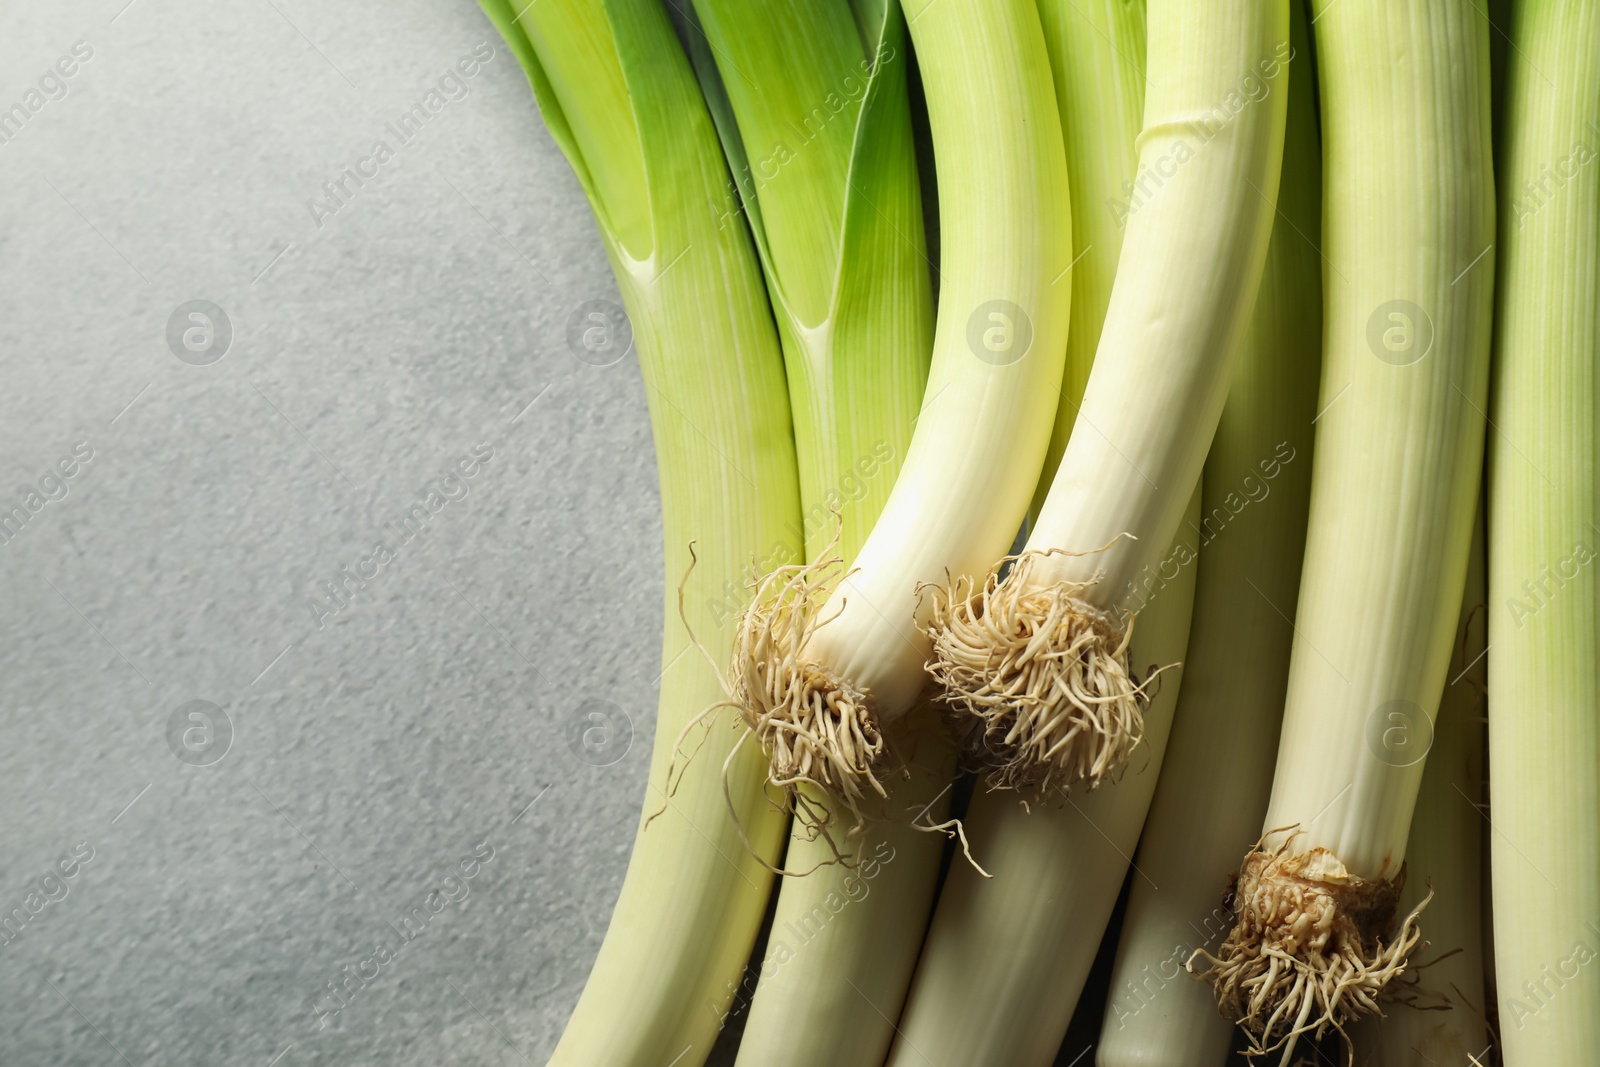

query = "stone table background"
[0,2,675,1063]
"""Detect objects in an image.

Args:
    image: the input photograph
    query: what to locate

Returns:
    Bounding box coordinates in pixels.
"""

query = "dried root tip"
[923,551,1150,794]
[729,553,888,827]
[1188,834,1430,1066]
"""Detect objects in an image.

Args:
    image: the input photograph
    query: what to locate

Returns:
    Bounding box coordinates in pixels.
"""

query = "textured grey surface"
[0,2,661,1063]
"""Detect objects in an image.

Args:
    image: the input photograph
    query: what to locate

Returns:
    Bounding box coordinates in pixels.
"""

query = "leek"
[1488,3,1600,1062]
[885,492,1200,1067]
[730,709,952,1067]
[681,2,953,1063]
[1356,516,1488,1065]
[1193,1,1496,1059]
[477,3,800,1063]
[1099,2,1321,1059]
[879,5,1152,1061]
[728,0,1073,812]
[926,0,1290,793]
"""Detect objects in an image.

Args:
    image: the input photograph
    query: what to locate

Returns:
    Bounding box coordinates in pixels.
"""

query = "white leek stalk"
[728,0,1073,813]
[885,492,1199,1067]
[1098,3,1321,1060]
[1356,516,1488,1065]
[682,3,954,1063]
[927,0,1290,793]
[478,3,800,1063]
[1488,3,1600,1062]
[1193,2,1496,1059]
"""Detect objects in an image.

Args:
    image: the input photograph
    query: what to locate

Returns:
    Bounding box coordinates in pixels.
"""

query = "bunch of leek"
[469,3,1600,1066]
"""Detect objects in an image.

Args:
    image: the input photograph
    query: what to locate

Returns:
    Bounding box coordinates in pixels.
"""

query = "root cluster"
[728,555,888,824]
[1188,833,1430,1065]
[923,551,1151,794]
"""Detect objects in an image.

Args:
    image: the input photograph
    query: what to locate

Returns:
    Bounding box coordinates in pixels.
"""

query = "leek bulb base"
[727,554,889,828]
[924,549,1147,793]
[1189,829,1428,1061]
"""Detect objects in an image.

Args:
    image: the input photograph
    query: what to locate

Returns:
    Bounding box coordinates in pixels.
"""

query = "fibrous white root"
[1188,831,1430,1066]
[924,551,1152,794]
[729,554,888,827]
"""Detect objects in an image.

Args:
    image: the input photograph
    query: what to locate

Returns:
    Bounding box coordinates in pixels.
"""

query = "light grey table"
[0,2,675,1062]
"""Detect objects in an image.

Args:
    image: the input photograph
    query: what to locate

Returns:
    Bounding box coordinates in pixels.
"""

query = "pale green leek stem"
[1096,4,1321,1062]
[1357,515,1488,1065]
[884,491,1200,1067]
[1030,0,1146,519]
[1023,0,1288,601]
[1488,3,1600,1062]
[732,710,953,1067]
[1262,0,1494,887]
[478,3,800,1063]
[1201,0,1495,1057]
[684,3,950,1063]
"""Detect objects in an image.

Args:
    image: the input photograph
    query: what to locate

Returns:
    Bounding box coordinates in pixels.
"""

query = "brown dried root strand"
[727,551,889,837]
[923,550,1155,794]
[1187,831,1431,1066]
